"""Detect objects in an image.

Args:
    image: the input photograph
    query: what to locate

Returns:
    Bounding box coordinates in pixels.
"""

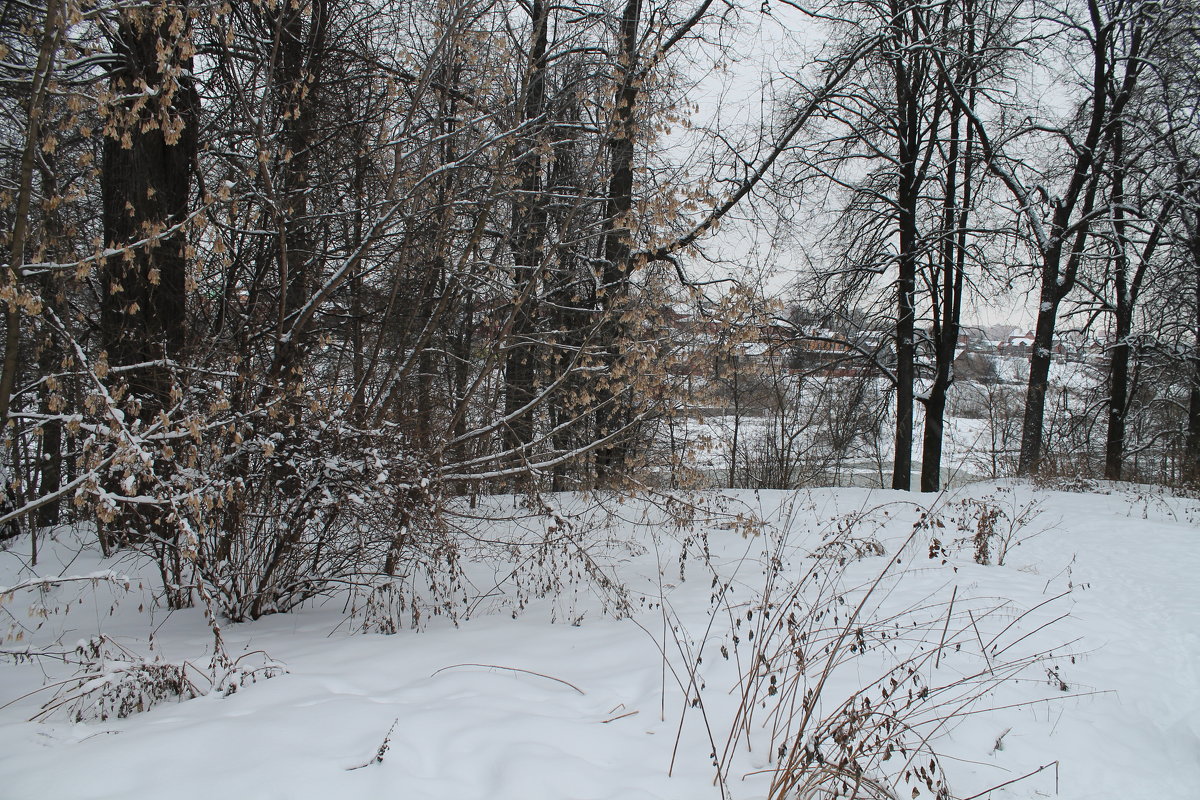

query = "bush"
[662,495,1070,800]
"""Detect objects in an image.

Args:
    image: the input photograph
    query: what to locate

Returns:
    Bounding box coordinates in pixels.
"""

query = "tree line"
[1,0,1198,615]
[768,0,1200,490]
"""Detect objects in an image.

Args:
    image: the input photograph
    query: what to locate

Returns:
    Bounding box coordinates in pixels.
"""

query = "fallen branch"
[429,662,585,695]
[960,760,1058,800]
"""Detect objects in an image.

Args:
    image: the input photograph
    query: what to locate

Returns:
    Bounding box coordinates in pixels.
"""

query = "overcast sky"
[660,4,1039,329]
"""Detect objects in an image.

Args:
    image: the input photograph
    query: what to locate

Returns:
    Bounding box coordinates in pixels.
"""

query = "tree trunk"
[1,0,63,430]
[1187,364,1200,485]
[279,1,326,329]
[920,3,973,493]
[100,5,196,412]
[504,0,550,477]
[891,72,918,492]
[34,155,66,529]
[98,3,197,555]
[1103,123,1131,482]
[594,0,643,483]
[1017,284,1060,474]
[1185,217,1200,484]
[36,374,62,528]
[920,391,947,492]
[1018,179,1100,475]
[1104,312,1131,481]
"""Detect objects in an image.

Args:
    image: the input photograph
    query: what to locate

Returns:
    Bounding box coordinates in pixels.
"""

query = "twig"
[991,613,1072,660]
[0,571,133,596]
[347,718,399,770]
[429,663,585,695]
[985,591,1071,651]
[935,585,957,669]
[968,609,993,674]
[944,690,1109,719]
[959,760,1058,800]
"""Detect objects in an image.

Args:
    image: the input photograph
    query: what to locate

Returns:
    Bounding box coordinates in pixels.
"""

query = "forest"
[2,1,1200,797]
[3,0,1198,613]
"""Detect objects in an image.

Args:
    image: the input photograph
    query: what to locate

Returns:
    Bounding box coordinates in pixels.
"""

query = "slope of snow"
[0,481,1196,799]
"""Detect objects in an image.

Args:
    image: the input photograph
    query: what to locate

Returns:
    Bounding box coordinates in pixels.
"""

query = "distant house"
[998,331,1067,359]
[982,324,1019,344]
[956,327,992,354]
[998,333,1033,357]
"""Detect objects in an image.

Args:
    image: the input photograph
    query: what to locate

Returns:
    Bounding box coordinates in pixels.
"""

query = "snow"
[1,482,1198,799]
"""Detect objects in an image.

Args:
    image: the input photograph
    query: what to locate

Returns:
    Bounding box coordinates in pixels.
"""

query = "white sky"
[660,4,1039,328]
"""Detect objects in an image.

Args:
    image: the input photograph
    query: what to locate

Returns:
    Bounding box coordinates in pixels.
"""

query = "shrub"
[663,496,1070,800]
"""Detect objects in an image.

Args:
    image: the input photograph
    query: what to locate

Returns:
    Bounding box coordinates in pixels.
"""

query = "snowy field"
[1,481,1197,799]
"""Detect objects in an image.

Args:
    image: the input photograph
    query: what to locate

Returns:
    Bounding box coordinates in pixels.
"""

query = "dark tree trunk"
[100,6,197,412]
[0,0,62,432]
[890,5,922,492]
[1104,312,1131,481]
[269,0,327,399]
[920,4,973,493]
[99,4,197,557]
[1104,125,1132,481]
[1185,216,1200,484]
[1102,121,1165,482]
[452,294,475,476]
[504,0,550,475]
[594,0,643,483]
[544,95,588,491]
[893,190,916,492]
[1017,283,1063,474]
[36,390,62,527]
[919,145,970,492]
[920,393,947,491]
[1018,178,1101,474]
[1187,362,1200,485]
[35,156,65,528]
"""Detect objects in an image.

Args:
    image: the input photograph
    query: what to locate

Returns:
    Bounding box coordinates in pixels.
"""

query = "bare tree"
[935,0,1161,474]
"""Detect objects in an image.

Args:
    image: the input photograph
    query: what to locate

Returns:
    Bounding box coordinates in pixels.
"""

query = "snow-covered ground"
[1,481,1197,799]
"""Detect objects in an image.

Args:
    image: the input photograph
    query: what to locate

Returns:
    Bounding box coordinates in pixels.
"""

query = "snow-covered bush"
[33,635,205,723]
[63,354,452,621]
[0,567,283,722]
[32,634,281,722]
[196,416,446,621]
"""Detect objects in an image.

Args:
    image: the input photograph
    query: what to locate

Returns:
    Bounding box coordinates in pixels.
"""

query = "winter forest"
[1,0,1198,798]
